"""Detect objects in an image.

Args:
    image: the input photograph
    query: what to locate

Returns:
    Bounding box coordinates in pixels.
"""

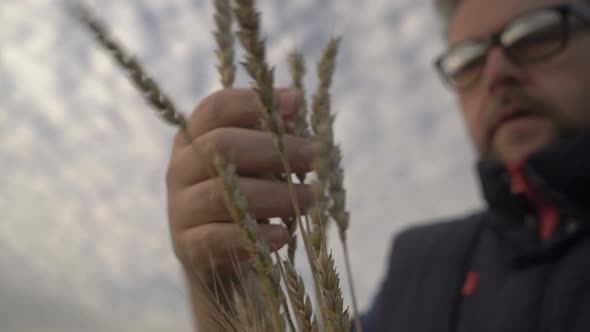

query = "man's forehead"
[447,0,576,45]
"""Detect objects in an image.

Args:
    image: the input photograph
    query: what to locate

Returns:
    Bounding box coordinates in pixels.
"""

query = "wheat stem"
[319,43,362,332]
[272,252,299,332]
[283,216,298,263]
[214,155,286,332]
[277,149,333,332]
[343,243,362,332]
[285,50,311,262]
[233,1,325,320]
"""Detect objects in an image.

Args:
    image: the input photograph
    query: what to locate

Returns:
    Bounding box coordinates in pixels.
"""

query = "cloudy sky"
[1,0,485,331]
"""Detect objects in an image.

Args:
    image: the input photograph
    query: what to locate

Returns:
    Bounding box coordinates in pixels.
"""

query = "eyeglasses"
[434,4,590,90]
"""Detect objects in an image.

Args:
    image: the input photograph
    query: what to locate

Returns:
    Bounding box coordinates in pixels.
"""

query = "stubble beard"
[476,91,582,163]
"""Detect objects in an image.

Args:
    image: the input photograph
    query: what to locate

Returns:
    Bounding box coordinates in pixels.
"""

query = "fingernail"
[279,90,299,116]
[298,141,314,169]
[300,185,314,209]
[269,228,289,250]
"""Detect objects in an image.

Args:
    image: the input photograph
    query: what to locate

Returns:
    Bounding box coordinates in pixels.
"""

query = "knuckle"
[165,158,180,187]
[171,129,187,147]
[164,155,188,190]
[167,191,190,232]
[171,224,214,269]
[194,89,222,115]
[165,132,186,186]
[195,89,228,127]
[193,89,258,129]
[187,227,222,270]
[199,128,231,159]
[165,164,175,187]
[202,179,225,215]
[170,231,189,263]
[190,229,211,259]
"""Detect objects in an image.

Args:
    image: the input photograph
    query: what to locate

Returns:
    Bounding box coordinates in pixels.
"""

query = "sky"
[1,0,484,331]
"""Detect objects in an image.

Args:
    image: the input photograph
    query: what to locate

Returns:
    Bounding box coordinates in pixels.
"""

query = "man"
[165,0,590,330]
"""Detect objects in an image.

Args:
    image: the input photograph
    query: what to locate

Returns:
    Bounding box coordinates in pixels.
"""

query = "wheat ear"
[283,258,317,332]
[311,37,363,332]
[214,155,299,332]
[67,2,189,137]
[328,145,363,332]
[285,51,314,262]
[232,0,322,299]
[213,0,236,89]
[316,249,350,332]
[309,38,341,254]
[233,0,284,146]
[288,51,311,141]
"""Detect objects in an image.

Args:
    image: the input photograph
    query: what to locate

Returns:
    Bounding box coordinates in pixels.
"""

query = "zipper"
[505,162,559,240]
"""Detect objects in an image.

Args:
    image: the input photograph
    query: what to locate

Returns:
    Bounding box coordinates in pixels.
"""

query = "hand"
[165,88,314,284]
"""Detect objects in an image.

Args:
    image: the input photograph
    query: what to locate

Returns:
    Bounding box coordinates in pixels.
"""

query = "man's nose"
[480,47,530,94]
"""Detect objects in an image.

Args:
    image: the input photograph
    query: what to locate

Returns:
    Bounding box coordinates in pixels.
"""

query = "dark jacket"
[360,132,590,332]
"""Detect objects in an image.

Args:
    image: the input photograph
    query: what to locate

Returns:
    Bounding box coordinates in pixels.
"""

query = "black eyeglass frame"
[434,3,590,90]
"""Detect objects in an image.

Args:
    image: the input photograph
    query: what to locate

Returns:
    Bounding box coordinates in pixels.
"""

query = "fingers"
[166,87,308,278]
[177,222,290,271]
[180,88,300,145]
[169,176,313,229]
[168,128,313,186]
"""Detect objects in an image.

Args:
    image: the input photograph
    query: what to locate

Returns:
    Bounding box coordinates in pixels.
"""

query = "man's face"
[448,0,590,162]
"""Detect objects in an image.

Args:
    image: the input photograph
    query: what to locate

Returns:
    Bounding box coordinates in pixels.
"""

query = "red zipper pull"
[461,270,479,297]
[505,162,559,240]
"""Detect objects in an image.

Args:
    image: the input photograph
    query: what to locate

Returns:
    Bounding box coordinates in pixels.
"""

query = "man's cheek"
[543,81,587,127]
[467,115,485,152]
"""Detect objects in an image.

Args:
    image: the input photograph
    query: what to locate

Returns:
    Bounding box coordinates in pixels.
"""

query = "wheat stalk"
[232,288,276,332]
[72,1,361,330]
[213,0,236,89]
[287,51,311,141]
[213,155,298,332]
[67,1,190,139]
[309,39,340,254]
[281,215,297,263]
[232,0,326,313]
[316,249,351,332]
[327,143,363,332]
[309,38,363,332]
[232,3,349,332]
[285,50,313,263]
[283,258,317,332]
[233,0,285,146]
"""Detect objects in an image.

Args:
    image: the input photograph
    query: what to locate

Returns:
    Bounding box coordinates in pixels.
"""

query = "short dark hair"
[434,0,462,24]
[434,0,590,38]
[433,0,462,36]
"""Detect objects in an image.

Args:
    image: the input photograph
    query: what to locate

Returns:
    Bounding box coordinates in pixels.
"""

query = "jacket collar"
[476,131,590,219]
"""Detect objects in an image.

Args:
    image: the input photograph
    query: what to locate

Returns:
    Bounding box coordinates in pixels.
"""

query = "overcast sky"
[1,0,484,331]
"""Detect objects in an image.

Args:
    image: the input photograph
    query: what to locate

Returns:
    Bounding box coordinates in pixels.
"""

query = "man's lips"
[491,107,539,135]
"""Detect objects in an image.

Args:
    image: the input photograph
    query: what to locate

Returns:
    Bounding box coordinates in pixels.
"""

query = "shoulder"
[387,210,488,265]
[362,211,489,330]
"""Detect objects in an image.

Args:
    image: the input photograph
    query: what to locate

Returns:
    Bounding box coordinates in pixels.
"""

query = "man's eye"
[444,43,486,73]
[503,12,564,60]
[452,54,486,83]
[512,23,563,47]
[507,23,564,60]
